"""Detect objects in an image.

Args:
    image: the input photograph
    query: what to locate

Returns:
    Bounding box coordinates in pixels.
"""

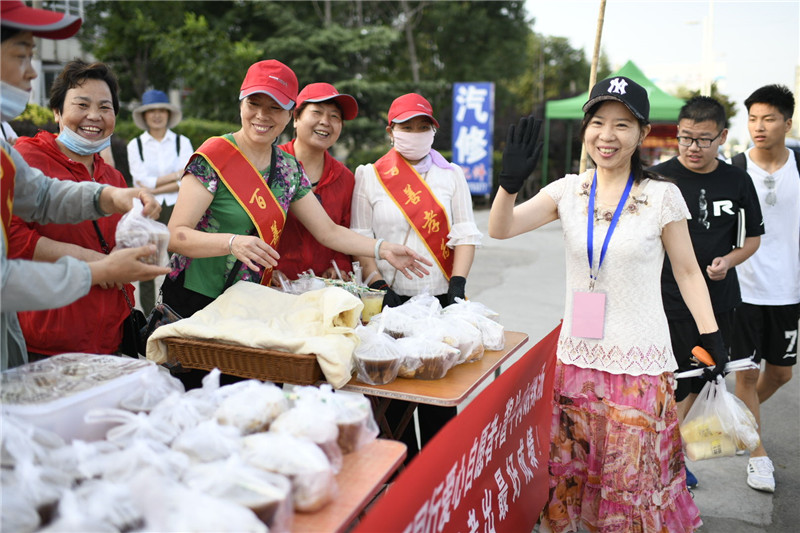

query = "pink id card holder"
[571,291,606,339]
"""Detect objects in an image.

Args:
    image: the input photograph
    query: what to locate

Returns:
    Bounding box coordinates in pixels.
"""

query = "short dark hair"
[1,27,23,42]
[744,84,794,120]
[678,96,728,130]
[49,60,120,115]
[580,101,663,184]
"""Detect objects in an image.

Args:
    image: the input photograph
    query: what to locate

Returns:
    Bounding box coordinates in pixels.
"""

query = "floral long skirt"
[540,362,701,533]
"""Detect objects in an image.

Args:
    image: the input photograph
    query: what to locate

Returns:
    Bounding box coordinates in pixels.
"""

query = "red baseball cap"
[387,93,439,128]
[239,60,298,110]
[0,0,82,40]
[296,83,358,120]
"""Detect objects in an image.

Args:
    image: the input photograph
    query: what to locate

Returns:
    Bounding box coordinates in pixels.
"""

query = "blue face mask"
[57,124,112,155]
[1,81,31,122]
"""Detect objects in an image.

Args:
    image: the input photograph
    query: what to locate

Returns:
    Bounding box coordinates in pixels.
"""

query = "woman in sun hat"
[274,82,359,282]
[127,89,193,313]
[350,93,483,459]
[489,76,728,532]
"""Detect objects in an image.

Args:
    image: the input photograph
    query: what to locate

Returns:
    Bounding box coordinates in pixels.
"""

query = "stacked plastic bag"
[1,362,379,533]
[353,295,505,385]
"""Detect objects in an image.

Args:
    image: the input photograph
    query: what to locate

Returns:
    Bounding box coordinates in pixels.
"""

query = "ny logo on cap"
[608,78,628,95]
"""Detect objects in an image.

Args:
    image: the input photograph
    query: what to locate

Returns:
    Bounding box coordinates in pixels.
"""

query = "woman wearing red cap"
[162,62,431,326]
[489,77,721,532]
[274,82,359,282]
[350,93,482,458]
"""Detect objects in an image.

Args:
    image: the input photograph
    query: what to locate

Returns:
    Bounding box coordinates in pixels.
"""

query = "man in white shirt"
[729,84,800,494]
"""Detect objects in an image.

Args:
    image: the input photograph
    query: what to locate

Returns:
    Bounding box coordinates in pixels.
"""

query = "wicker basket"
[163,337,323,385]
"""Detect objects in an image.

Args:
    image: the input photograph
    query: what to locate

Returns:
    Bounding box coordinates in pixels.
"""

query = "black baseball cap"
[582,76,650,123]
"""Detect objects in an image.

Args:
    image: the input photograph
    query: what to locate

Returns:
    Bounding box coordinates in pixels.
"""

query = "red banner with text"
[355,324,560,533]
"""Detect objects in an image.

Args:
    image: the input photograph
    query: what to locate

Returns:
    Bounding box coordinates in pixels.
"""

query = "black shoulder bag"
[92,221,148,357]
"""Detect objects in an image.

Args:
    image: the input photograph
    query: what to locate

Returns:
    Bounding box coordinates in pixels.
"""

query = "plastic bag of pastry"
[148,390,217,435]
[353,324,403,385]
[79,439,189,483]
[325,387,379,454]
[39,438,120,483]
[444,311,505,351]
[367,305,416,339]
[119,365,185,412]
[183,455,293,532]
[443,298,501,321]
[270,404,343,473]
[401,292,443,319]
[115,198,171,266]
[681,377,760,461]
[84,407,180,445]
[172,419,242,463]
[241,432,337,513]
[0,487,40,533]
[2,458,72,517]
[129,469,268,533]
[214,380,289,434]
[396,337,461,380]
[438,314,485,364]
[42,480,142,533]
[1,413,65,467]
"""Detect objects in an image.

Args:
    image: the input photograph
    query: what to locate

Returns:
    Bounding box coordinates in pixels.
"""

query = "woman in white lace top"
[489,77,727,532]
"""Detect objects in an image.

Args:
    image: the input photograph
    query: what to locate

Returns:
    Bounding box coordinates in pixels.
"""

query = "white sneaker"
[747,456,775,493]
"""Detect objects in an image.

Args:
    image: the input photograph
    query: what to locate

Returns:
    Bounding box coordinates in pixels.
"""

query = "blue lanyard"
[587,171,634,290]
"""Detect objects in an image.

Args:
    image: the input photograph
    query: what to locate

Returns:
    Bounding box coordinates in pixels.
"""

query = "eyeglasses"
[676,130,723,148]
[764,175,776,206]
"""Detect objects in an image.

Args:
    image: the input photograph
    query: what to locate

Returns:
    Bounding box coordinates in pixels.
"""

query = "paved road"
[465,207,800,532]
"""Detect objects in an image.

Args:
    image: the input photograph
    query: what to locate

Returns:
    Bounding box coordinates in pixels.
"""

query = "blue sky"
[525,0,800,146]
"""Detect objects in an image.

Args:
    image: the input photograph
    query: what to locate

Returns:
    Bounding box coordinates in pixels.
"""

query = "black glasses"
[676,130,723,148]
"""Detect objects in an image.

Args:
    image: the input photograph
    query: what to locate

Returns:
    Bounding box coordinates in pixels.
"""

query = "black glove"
[700,331,729,382]
[445,276,466,307]
[369,280,404,309]
[498,114,544,194]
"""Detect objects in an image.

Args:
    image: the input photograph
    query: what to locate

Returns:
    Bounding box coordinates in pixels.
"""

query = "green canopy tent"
[541,60,685,185]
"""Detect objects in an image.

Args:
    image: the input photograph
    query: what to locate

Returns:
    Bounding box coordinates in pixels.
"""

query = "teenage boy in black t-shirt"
[649,96,764,487]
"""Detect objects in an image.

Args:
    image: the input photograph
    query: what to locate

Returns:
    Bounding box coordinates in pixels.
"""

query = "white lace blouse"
[543,171,690,376]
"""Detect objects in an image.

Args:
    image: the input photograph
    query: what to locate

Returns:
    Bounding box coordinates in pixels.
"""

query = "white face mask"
[57,125,112,155]
[1,81,31,122]
[392,129,435,161]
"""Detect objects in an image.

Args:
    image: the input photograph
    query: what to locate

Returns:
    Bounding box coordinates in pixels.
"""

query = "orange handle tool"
[691,346,715,366]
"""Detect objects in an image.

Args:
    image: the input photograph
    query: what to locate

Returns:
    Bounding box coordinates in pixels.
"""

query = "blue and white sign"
[452,82,494,196]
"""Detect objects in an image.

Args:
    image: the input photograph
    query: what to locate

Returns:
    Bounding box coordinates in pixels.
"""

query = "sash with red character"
[195,137,285,285]
[373,148,453,279]
[1,147,16,250]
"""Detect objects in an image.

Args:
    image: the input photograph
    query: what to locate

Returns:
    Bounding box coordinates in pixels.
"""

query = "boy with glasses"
[728,84,800,493]
[650,95,764,488]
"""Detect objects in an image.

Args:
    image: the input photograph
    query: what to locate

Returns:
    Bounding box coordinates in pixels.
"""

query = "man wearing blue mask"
[1,1,169,370]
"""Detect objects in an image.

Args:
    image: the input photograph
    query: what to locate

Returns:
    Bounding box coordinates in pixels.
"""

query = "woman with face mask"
[350,93,483,459]
[7,60,144,358]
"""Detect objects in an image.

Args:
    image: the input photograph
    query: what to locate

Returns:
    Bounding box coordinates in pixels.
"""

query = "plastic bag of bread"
[149,390,217,434]
[1,414,66,468]
[270,404,343,473]
[241,432,337,513]
[439,314,485,364]
[324,388,379,454]
[3,459,72,518]
[396,337,461,380]
[119,366,185,412]
[0,487,40,533]
[214,380,288,434]
[84,407,180,445]
[367,305,416,339]
[401,293,442,318]
[43,480,142,533]
[171,419,242,463]
[443,308,504,351]
[183,456,293,532]
[129,469,267,533]
[353,324,403,385]
[115,198,170,266]
[78,439,189,483]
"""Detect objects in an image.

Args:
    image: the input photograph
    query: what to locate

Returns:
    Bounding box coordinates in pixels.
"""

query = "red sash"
[1,147,16,250]
[373,149,453,279]
[195,137,285,285]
